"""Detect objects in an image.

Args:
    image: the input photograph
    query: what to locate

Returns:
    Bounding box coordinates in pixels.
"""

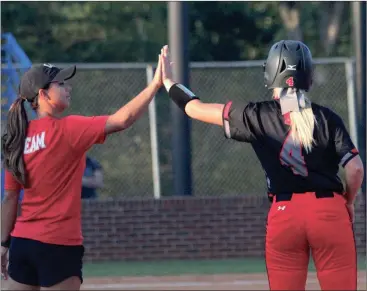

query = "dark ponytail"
[2,97,30,186]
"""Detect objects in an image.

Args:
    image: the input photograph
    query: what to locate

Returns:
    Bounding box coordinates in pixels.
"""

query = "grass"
[83,256,366,277]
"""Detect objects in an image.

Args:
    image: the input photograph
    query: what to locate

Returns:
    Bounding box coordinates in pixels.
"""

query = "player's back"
[24,116,85,194]
[247,100,354,194]
[11,116,86,245]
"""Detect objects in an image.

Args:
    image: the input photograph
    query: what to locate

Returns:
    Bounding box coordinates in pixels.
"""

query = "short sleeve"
[4,169,22,192]
[61,115,109,153]
[222,101,257,142]
[329,111,359,167]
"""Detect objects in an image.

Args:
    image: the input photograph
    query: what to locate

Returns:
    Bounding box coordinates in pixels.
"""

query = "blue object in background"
[1,33,32,118]
[1,32,32,203]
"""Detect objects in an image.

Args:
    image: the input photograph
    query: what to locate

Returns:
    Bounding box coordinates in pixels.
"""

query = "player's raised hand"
[161,45,174,88]
[152,53,163,88]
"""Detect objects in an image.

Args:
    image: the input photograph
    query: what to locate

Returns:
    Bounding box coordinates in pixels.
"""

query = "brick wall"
[81,195,366,262]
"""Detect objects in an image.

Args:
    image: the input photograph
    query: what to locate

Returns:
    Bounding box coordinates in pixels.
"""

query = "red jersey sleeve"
[4,169,22,191]
[61,115,109,153]
[328,111,359,167]
[222,101,258,143]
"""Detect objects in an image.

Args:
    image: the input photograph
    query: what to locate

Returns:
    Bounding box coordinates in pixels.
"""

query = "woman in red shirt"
[1,55,163,290]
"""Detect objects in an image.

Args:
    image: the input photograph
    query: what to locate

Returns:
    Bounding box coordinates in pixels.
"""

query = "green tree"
[1,2,167,62]
[1,2,354,63]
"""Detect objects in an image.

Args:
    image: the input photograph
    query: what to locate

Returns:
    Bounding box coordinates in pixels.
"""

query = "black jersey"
[222,100,359,194]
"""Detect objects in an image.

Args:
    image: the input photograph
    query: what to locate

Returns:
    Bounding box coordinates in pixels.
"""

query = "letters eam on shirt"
[5,115,109,246]
[24,132,46,155]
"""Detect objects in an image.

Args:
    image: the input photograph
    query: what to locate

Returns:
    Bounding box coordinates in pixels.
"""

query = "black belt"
[268,191,343,202]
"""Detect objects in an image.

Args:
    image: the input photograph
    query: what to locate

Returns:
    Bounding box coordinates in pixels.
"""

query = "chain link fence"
[56,58,356,199]
[65,67,153,198]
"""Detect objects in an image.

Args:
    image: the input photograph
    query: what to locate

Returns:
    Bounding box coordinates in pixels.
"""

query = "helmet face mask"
[263,40,313,91]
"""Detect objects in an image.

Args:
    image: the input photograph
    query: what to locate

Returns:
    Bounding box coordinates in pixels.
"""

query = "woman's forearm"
[1,191,20,241]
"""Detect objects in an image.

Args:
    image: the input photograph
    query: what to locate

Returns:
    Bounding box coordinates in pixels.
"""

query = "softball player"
[160,42,364,290]
[1,55,163,290]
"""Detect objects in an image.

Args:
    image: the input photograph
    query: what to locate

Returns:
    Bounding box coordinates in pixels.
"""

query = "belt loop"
[267,193,274,202]
[275,192,293,202]
[315,191,334,198]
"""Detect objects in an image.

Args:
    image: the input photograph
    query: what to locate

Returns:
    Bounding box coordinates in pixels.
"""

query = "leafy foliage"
[1,2,353,63]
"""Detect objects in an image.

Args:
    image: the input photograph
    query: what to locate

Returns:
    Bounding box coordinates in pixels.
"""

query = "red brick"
[81,196,366,262]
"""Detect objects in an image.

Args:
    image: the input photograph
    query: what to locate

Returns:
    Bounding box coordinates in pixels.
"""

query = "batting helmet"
[263,40,313,91]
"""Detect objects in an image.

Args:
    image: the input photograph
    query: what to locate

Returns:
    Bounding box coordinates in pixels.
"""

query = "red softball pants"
[265,192,357,290]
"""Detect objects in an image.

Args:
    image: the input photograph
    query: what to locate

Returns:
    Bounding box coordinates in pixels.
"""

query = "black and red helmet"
[263,40,313,91]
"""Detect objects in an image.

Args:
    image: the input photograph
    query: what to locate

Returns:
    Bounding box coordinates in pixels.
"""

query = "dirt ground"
[82,271,367,290]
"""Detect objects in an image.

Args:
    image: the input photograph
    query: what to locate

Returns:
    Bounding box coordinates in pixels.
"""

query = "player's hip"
[267,191,352,226]
[8,236,84,287]
[12,217,83,245]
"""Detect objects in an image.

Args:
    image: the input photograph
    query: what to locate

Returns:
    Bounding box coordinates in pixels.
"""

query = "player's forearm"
[345,175,363,204]
[344,156,364,204]
[106,82,160,134]
[163,79,224,126]
[1,191,19,241]
[185,100,224,126]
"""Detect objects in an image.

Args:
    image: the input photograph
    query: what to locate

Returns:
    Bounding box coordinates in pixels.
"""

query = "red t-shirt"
[4,115,109,246]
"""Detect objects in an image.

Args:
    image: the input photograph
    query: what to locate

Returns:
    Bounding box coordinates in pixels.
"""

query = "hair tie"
[279,88,300,115]
[298,92,306,108]
[279,88,311,115]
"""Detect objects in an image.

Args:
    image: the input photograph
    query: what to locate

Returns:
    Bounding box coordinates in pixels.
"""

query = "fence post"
[345,59,359,147]
[352,1,366,196]
[146,65,161,199]
[168,1,193,196]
